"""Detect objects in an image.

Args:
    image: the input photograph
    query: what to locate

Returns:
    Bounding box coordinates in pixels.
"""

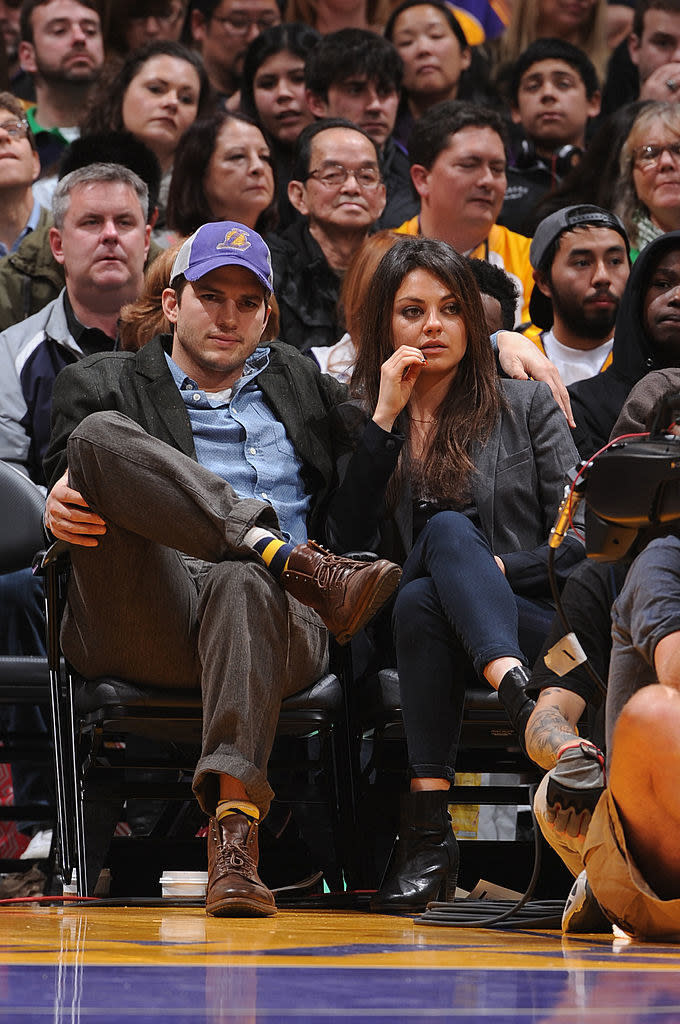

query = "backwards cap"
[529,205,629,329]
[170,221,274,294]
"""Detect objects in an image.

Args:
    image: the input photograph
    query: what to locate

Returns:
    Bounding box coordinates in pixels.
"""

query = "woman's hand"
[496,331,575,428]
[44,470,107,547]
[372,345,427,432]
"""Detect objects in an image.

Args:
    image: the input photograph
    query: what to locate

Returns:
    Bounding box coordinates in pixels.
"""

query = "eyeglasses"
[306,163,383,189]
[0,120,29,140]
[633,141,680,170]
[210,12,279,35]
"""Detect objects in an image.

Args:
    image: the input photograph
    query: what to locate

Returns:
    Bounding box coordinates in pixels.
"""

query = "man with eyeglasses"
[17,0,104,177]
[396,100,535,326]
[124,0,187,51]
[189,0,280,99]
[304,29,417,230]
[0,91,45,257]
[266,118,386,353]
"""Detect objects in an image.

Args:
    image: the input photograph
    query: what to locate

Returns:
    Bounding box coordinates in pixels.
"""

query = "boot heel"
[443,869,457,902]
[433,866,457,904]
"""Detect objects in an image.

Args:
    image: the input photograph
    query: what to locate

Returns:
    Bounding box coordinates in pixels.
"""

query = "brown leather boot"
[206,814,276,917]
[281,540,401,645]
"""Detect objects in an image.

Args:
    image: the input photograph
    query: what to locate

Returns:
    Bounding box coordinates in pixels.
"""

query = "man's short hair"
[52,163,149,230]
[58,133,161,224]
[188,0,221,19]
[633,0,680,39]
[467,258,518,332]
[409,100,508,171]
[0,90,37,151]
[304,28,402,100]
[20,0,101,44]
[509,38,600,104]
[291,117,382,182]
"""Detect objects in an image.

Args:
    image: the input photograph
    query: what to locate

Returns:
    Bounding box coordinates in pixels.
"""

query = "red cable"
[0,894,100,905]
[566,432,651,539]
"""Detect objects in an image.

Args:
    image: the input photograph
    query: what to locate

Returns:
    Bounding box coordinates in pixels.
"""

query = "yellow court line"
[1,908,677,970]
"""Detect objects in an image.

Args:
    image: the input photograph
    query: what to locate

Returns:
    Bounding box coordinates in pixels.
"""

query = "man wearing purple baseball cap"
[42,220,401,917]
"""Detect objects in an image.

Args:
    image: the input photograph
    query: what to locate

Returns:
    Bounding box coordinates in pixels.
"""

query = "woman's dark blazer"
[326,378,584,598]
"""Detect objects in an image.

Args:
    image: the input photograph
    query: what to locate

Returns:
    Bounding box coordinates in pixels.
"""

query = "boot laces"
[215,823,257,879]
[310,543,358,590]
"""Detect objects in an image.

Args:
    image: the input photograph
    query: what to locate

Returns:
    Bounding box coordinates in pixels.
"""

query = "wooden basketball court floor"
[2,904,680,1021]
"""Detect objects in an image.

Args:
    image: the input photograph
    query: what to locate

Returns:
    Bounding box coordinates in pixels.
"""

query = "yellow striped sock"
[216,799,260,823]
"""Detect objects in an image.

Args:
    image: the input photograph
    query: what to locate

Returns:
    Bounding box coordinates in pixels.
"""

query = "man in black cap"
[524,205,631,387]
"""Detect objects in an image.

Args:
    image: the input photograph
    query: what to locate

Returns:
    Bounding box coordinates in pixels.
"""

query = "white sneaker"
[562,869,611,934]
[20,829,53,860]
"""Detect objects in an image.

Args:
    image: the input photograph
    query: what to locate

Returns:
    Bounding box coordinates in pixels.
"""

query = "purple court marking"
[2,964,680,1022]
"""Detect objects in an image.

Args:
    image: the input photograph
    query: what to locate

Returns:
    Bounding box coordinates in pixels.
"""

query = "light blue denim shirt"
[165,347,310,544]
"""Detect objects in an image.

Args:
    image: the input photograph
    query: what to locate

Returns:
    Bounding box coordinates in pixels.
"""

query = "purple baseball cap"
[170,221,274,294]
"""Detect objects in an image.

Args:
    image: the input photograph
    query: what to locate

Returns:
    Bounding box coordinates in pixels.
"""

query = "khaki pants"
[535,776,680,940]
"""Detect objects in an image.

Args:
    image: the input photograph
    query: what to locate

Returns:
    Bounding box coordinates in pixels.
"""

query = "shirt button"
[261,492,268,499]
[249,447,256,455]
[192,393,201,402]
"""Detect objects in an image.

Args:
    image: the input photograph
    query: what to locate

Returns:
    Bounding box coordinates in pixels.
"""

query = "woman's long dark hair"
[351,236,502,505]
[80,41,212,136]
[166,109,278,235]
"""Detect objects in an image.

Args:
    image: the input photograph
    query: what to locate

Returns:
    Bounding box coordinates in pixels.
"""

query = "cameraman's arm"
[525,687,586,771]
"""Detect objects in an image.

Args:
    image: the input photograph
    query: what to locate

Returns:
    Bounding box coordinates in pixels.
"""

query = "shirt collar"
[25,106,71,144]
[165,345,271,396]
[63,291,116,351]
[0,198,43,257]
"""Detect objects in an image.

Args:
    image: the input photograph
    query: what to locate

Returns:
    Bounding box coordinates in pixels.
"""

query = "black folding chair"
[0,461,55,867]
[39,543,360,896]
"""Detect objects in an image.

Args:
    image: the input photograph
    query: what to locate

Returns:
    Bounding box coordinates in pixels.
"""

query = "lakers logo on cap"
[216,228,251,252]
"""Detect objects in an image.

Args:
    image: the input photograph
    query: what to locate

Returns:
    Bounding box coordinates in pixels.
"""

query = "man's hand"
[639,62,680,102]
[496,331,574,427]
[44,470,106,547]
[544,741,606,839]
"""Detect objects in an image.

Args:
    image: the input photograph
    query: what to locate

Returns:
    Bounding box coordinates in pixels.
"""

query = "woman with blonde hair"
[496,0,609,80]
[616,102,680,259]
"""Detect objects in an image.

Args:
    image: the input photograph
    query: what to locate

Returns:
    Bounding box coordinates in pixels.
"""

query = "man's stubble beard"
[36,59,100,88]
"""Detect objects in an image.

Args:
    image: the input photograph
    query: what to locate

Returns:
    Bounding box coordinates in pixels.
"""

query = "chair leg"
[80,782,123,896]
[44,562,76,890]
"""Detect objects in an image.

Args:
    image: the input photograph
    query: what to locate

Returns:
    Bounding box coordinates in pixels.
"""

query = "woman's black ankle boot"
[370,789,459,913]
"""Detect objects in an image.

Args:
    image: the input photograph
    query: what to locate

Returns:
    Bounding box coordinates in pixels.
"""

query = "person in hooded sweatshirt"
[569,230,680,459]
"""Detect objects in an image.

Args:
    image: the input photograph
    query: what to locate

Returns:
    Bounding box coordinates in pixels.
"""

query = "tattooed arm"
[525,687,587,771]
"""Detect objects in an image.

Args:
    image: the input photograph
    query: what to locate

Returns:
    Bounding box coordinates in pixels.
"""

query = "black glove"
[545,741,606,839]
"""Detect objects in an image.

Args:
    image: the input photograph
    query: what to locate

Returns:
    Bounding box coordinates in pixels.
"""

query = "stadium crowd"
[2,0,680,939]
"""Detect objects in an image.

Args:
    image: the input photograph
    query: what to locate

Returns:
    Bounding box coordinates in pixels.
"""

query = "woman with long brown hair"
[327,235,583,912]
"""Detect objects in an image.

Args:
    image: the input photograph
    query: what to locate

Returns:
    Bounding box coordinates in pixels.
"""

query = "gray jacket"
[0,289,82,485]
[327,378,584,597]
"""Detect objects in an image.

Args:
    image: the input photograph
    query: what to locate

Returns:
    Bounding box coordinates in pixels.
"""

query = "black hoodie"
[569,231,680,459]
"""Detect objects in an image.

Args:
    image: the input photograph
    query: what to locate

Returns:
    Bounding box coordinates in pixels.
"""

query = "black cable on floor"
[417,785,566,930]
